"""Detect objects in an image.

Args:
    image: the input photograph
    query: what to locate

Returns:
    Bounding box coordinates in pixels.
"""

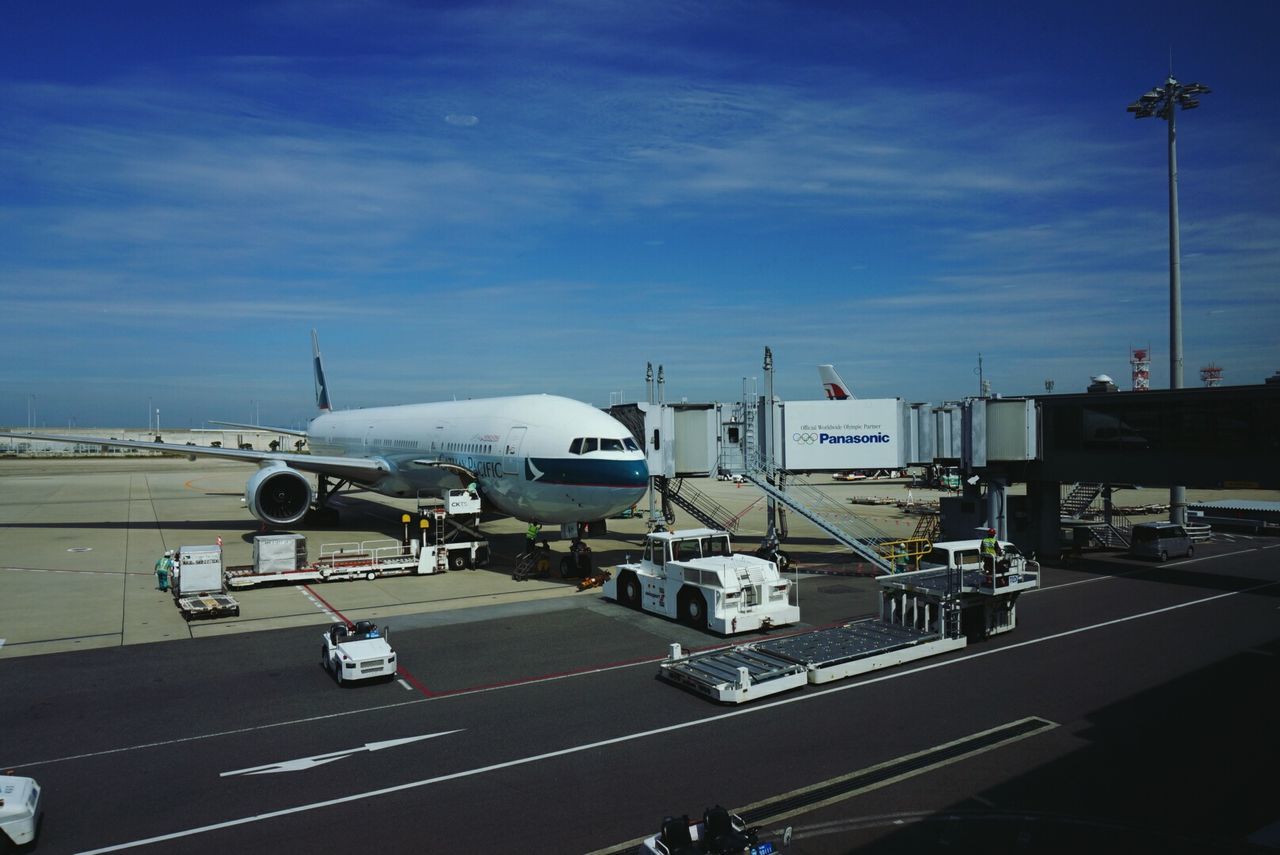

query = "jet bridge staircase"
[654,476,740,533]
[742,467,899,573]
[1061,482,1133,549]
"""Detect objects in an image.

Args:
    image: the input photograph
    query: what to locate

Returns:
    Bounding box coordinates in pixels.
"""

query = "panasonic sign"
[781,399,906,471]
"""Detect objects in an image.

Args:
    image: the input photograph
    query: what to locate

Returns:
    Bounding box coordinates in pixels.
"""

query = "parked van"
[1129,522,1193,561]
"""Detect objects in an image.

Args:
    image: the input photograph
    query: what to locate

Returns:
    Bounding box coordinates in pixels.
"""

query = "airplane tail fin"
[312,330,332,413]
[818,364,854,400]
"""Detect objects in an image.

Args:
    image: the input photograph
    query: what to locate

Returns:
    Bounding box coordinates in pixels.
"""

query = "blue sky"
[3,1,1277,429]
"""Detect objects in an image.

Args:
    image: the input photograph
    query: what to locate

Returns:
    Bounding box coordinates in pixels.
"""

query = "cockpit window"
[571,436,638,455]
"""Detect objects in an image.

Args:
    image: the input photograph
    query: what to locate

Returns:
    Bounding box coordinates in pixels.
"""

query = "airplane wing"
[0,431,389,485]
[207,419,308,438]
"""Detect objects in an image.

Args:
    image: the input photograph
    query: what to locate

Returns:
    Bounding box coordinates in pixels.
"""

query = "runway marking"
[220,730,463,776]
[74,578,1279,854]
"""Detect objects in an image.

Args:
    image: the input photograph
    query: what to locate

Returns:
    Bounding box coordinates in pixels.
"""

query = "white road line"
[1035,543,1280,593]
[220,731,463,777]
[76,577,1279,854]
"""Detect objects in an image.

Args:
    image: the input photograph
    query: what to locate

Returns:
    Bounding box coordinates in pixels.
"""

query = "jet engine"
[245,464,312,525]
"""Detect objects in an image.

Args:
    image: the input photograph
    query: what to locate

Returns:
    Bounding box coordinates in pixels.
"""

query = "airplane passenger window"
[601,438,624,452]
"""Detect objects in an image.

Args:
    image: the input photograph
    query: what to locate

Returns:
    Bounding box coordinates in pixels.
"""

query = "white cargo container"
[252,533,306,572]
[172,544,239,620]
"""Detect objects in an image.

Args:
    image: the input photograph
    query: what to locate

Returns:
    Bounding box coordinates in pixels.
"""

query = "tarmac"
[1,455,1275,659]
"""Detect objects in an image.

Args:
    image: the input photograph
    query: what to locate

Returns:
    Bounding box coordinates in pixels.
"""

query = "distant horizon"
[4,1,1277,427]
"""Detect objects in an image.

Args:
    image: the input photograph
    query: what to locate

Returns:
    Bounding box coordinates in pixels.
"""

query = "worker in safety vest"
[892,542,908,573]
[525,520,541,554]
[980,528,1003,575]
[155,550,174,592]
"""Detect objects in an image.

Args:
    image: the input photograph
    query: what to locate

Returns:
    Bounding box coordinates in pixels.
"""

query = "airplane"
[1,332,650,528]
[818,364,854,400]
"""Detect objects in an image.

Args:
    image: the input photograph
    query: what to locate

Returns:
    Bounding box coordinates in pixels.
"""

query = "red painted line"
[413,620,845,700]
[395,667,435,697]
[430,651,666,697]
[302,585,350,623]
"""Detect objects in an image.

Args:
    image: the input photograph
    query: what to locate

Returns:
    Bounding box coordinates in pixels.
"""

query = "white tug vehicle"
[603,528,799,635]
[0,773,42,848]
[320,621,397,685]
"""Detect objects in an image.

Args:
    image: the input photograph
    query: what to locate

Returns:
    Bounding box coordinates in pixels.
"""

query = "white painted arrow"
[221,730,464,777]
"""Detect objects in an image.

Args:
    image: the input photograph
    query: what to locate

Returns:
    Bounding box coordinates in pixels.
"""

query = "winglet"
[818,364,854,400]
[312,329,332,412]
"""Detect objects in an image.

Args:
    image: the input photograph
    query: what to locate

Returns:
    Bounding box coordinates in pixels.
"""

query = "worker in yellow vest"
[980,528,1003,577]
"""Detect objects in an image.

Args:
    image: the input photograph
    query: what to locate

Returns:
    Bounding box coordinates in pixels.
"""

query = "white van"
[1129,522,1193,561]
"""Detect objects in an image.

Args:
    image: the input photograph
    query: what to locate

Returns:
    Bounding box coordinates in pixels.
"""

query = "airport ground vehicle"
[225,532,488,588]
[225,498,489,588]
[641,805,777,855]
[661,541,1040,703]
[603,528,799,634]
[1129,522,1194,561]
[171,544,240,620]
[0,774,42,848]
[320,621,396,685]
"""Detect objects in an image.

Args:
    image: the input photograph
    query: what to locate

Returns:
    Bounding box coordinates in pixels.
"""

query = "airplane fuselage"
[306,394,648,524]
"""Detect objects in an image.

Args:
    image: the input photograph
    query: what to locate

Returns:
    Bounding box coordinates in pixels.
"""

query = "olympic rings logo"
[792,432,818,444]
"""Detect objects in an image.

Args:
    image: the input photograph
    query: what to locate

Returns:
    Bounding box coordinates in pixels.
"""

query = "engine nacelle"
[245,464,312,525]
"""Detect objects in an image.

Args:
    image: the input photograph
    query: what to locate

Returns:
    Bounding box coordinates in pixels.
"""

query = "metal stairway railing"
[655,476,740,532]
[1062,482,1104,516]
[1089,513,1134,549]
[911,511,941,544]
[1062,482,1134,548]
[741,469,896,572]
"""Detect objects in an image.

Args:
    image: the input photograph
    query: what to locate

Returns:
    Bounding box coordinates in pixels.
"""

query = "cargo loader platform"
[658,550,1039,704]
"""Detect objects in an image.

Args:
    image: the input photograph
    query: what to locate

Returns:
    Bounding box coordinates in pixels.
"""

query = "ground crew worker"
[980,528,1003,576]
[155,550,174,592]
[892,542,908,573]
[525,520,541,554]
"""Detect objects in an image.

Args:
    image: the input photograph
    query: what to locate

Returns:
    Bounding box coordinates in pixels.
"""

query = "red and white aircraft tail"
[818,364,854,400]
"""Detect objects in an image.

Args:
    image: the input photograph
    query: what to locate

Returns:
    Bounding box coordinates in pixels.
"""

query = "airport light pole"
[1127,74,1210,525]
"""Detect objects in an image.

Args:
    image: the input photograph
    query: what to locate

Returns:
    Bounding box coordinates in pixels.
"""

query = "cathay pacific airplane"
[2,333,649,527]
